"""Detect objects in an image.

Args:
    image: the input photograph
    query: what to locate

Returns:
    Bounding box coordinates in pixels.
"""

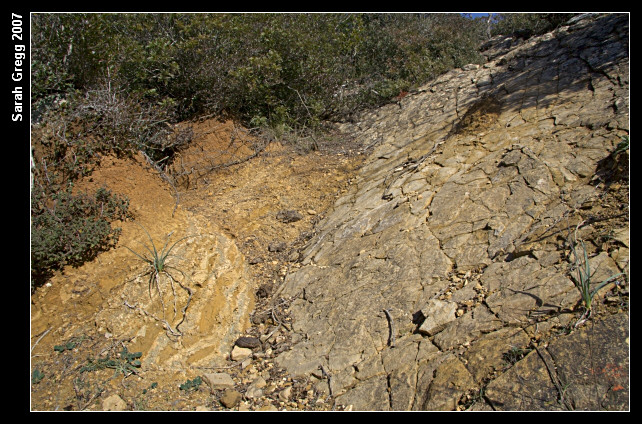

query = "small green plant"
[502,346,532,367]
[53,335,86,352]
[142,382,158,395]
[133,382,159,411]
[125,224,194,337]
[54,341,78,352]
[179,376,202,392]
[459,386,487,410]
[570,240,625,324]
[80,347,143,378]
[32,369,45,385]
[612,135,629,157]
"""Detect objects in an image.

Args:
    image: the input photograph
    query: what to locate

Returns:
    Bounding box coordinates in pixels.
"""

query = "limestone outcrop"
[276,13,629,410]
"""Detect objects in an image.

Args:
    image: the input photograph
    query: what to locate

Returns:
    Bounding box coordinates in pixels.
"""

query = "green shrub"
[31,13,488,131]
[490,13,578,38]
[31,186,130,287]
[30,73,190,290]
[32,369,45,385]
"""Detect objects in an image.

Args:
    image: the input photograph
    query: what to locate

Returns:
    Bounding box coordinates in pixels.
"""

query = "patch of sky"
[462,13,492,19]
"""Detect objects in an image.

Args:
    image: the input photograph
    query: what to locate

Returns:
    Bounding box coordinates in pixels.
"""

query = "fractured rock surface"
[276,13,629,410]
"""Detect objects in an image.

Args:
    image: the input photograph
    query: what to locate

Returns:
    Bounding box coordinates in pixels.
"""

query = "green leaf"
[179,376,203,391]
[590,273,625,298]
[32,369,45,384]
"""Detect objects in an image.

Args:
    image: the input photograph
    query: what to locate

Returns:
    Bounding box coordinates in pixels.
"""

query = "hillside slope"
[30,13,628,411]
[275,13,629,410]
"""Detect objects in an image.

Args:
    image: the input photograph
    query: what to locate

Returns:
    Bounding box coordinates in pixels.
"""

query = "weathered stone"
[463,327,531,382]
[279,386,293,402]
[417,299,457,336]
[482,257,577,325]
[334,375,390,411]
[257,404,279,411]
[432,305,503,351]
[545,313,629,410]
[611,227,629,248]
[422,355,477,411]
[95,226,253,370]
[203,372,235,391]
[268,241,287,252]
[235,336,261,349]
[230,345,253,361]
[244,385,263,399]
[486,345,564,410]
[250,376,267,389]
[485,313,629,411]
[102,394,127,411]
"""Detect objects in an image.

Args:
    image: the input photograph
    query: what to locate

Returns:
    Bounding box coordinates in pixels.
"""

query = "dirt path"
[30,119,366,411]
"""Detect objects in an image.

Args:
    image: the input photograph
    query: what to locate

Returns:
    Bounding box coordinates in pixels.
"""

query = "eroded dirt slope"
[30,119,366,411]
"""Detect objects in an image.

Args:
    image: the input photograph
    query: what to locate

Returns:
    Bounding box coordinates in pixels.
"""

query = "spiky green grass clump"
[124,224,194,337]
[570,239,625,326]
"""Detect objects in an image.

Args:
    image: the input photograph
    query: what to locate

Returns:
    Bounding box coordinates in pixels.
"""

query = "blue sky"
[464,13,491,18]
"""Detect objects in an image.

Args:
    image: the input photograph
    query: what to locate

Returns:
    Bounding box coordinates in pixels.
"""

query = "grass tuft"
[569,238,625,327]
[124,223,194,337]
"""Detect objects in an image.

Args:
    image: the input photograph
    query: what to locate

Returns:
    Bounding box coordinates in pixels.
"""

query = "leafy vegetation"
[143,382,158,395]
[32,369,45,385]
[489,13,578,38]
[80,347,143,378]
[502,346,533,367]
[31,13,494,130]
[54,340,80,352]
[31,185,130,287]
[179,376,203,392]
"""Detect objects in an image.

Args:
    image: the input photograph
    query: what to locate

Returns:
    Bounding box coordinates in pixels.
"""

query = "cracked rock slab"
[275,13,628,411]
[485,314,629,411]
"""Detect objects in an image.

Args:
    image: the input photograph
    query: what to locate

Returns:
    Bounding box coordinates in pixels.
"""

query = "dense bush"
[490,13,578,38]
[31,186,130,287]
[31,13,491,130]
[32,13,579,130]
